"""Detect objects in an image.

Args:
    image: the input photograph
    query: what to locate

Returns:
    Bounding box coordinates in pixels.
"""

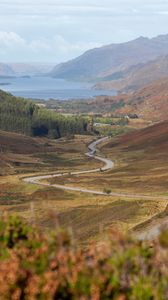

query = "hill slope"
[100,120,168,194]
[79,77,168,121]
[115,77,168,121]
[50,34,168,81]
[0,89,88,138]
[51,77,168,122]
[0,130,56,175]
[95,55,168,92]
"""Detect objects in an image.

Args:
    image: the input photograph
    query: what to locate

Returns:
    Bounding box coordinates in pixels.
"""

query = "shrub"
[0,216,168,299]
[103,188,112,194]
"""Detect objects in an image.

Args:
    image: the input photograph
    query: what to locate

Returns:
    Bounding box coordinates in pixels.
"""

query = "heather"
[0,216,168,299]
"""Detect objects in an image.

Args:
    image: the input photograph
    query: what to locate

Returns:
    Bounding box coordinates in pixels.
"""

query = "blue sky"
[0,0,168,63]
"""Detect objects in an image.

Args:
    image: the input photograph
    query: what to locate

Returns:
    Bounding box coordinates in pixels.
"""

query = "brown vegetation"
[93,77,168,121]
[0,120,168,244]
[1,215,168,299]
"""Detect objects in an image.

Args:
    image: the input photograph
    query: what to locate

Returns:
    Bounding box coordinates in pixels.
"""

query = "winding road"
[23,136,168,200]
[23,136,168,240]
[23,137,114,195]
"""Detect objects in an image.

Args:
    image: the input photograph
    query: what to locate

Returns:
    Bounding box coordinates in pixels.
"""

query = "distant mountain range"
[0,63,54,77]
[49,34,168,85]
[2,34,168,96]
[0,63,15,77]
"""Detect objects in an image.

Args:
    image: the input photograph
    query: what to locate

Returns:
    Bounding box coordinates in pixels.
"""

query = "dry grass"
[0,123,168,244]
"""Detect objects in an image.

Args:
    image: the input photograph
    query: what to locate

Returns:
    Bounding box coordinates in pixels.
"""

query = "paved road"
[23,136,168,240]
[25,136,161,199]
[23,136,168,199]
[23,137,114,195]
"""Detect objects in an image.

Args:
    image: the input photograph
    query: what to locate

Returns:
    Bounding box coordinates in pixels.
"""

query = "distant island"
[0,82,11,86]
[20,75,31,79]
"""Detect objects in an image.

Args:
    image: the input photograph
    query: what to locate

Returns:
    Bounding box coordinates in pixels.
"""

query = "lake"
[0,76,116,100]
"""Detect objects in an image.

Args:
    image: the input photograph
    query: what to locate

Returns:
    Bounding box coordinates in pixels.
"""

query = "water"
[0,76,116,100]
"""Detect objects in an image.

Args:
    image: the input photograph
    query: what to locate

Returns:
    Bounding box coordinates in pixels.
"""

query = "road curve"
[23,136,168,240]
[23,137,168,200]
[23,137,114,196]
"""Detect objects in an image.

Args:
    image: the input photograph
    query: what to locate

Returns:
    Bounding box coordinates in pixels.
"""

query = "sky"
[0,0,168,63]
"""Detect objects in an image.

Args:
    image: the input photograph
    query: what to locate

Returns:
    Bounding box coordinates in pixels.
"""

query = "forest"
[0,90,88,138]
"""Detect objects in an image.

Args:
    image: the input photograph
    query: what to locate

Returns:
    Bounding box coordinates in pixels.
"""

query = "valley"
[0,58,168,246]
[1,0,168,297]
[0,119,167,244]
[0,34,168,246]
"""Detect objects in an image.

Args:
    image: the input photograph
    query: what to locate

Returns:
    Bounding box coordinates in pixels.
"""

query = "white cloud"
[0,1,168,62]
[0,31,25,49]
[0,31,101,62]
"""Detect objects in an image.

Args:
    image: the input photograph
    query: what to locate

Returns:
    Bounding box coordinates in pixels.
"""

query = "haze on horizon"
[0,0,168,64]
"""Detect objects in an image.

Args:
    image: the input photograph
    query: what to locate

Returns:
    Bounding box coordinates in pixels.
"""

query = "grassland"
[0,121,168,244]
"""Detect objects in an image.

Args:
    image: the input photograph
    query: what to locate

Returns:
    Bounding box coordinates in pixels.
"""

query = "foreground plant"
[0,215,168,299]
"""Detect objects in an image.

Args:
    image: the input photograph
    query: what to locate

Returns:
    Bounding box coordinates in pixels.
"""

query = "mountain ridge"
[95,55,168,92]
[49,34,168,81]
[0,63,55,77]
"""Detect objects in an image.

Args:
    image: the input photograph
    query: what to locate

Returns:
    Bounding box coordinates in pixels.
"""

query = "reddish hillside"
[113,120,168,151]
[0,130,58,175]
[117,78,168,121]
[0,130,59,155]
[94,77,168,121]
[102,120,168,193]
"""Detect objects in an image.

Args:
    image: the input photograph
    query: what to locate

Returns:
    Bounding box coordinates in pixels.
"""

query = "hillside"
[82,77,168,121]
[49,34,168,81]
[106,120,168,154]
[95,55,168,92]
[101,120,168,193]
[45,77,168,122]
[54,120,168,195]
[0,130,56,175]
[0,89,88,138]
[0,130,95,176]
[115,77,168,121]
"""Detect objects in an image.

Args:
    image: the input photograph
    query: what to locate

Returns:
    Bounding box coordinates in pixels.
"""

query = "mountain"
[0,63,55,77]
[95,55,168,92]
[9,63,55,76]
[0,63,15,77]
[49,34,168,81]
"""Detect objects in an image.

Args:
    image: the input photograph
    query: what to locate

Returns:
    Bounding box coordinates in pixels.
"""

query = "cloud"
[0,1,168,62]
[0,31,25,48]
[0,31,101,62]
